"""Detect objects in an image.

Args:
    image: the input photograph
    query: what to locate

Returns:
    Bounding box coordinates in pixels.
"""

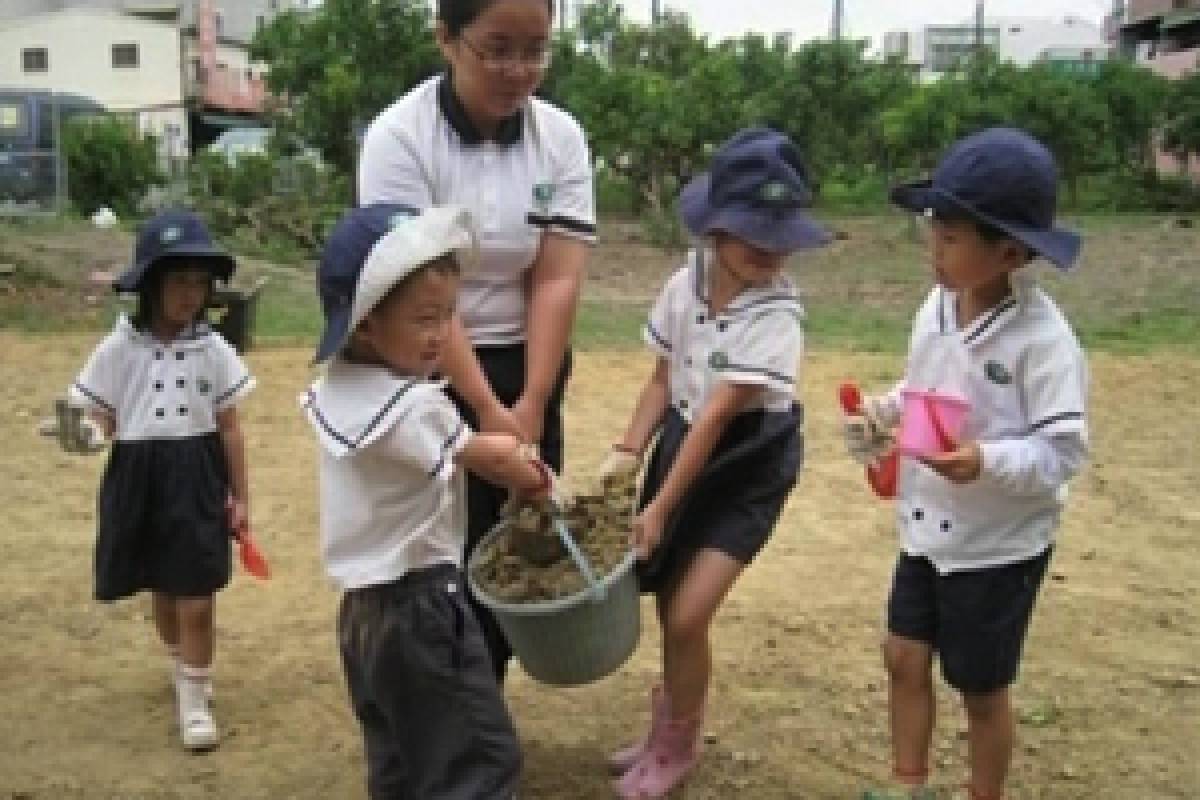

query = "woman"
[358,0,596,681]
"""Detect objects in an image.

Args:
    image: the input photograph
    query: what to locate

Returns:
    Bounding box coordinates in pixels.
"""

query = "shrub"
[62,115,163,217]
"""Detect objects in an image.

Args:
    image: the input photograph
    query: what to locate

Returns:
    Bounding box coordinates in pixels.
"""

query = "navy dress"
[637,405,803,593]
[69,317,255,601]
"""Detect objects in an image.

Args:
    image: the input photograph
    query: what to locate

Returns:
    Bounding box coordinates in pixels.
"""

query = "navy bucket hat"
[678,127,831,254]
[890,127,1081,270]
[114,210,235,292]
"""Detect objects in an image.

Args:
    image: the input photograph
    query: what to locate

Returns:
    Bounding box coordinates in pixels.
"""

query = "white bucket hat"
[315,204,479,362]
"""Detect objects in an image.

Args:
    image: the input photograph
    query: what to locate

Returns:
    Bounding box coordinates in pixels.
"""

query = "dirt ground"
[1,332,1197,799]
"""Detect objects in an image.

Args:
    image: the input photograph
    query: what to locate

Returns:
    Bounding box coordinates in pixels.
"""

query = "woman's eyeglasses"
[460,36,553,73]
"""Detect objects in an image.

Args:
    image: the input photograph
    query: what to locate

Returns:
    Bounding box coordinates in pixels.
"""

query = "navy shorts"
[887,549,1051,694]
[338,565,521,800]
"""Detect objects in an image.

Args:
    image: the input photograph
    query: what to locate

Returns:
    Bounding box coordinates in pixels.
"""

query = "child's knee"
[883,637,932,686]
[175,596,214,627]
[664,605,710,647]
[962,688,1009,720]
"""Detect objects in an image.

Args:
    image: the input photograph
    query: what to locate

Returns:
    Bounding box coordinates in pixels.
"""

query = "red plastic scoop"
[227,497,270,580]
[839,382,898,499]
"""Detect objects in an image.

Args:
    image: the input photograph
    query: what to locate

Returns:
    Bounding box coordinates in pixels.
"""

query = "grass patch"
[254,281,322,344]
[1077,308,1200,354]
[572,299,645,350]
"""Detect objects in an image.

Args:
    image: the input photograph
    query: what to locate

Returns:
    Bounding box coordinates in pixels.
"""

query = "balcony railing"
[188,71,268,113]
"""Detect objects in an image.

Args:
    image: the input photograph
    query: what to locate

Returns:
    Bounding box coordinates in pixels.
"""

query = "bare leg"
[152,592,179,653]
[883,634,936,785]
[962,688,1013,799]
[176,595,214,669]
[660,549,744,719]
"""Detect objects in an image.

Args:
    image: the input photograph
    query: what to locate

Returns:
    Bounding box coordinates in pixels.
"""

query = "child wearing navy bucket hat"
[300,204,560,800]
[66,209,255,751]
[602,127,830,798]
[844,128,1090,800]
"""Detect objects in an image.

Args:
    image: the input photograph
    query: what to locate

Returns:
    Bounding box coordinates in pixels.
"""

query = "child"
[603,127,830,798]
[301,204,555,800]
[68,209,255,751]
[844,128,1089,800]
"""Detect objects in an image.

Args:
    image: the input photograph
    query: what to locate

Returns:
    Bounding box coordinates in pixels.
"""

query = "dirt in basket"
[471,472,638,603]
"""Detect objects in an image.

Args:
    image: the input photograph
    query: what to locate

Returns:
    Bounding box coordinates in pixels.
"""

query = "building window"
[269,0,279,10]
[112,43,139,68]
[0,103,26,133]
[256,15,265,31]
[22,47,49,73]
[215,12,224,35]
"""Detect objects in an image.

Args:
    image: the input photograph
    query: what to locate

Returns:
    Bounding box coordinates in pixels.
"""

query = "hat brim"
[891,181,1081,270]
[113,248,236,292]
[313,303,351,364]
[679,174,831,254]
[314,208,480,364]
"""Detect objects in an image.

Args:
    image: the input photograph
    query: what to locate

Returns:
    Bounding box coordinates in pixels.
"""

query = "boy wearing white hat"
[301,204,552,799]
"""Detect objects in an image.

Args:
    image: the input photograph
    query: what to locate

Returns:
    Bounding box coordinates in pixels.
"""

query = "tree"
[1092,59,1170,173]
[1163,69,1200,169]
[62,116,163,216]
[251,0,440,173]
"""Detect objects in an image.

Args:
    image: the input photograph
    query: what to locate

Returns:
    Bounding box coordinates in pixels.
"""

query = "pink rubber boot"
[614,711,703,799]
[608,685,669,775]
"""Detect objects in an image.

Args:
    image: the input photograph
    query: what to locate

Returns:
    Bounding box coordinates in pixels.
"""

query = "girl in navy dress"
[68,210,255,751]
[603,129,831,798]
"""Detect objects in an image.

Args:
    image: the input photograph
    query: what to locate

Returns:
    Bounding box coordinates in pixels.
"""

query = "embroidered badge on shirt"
[533,183,555,213]
[985,360,1013,385]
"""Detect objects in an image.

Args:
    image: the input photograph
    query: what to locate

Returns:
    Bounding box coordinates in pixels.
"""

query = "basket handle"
[548,511,606,602]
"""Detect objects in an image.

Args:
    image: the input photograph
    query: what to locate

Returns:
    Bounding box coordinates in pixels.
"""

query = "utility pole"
[974,0,985,56]
[831,0,845,41]
[651,0,662,26]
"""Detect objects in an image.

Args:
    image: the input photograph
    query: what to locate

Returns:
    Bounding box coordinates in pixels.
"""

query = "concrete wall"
[0,9,188,155]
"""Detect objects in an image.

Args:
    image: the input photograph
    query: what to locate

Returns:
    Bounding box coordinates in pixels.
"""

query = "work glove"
[843,395,894,466]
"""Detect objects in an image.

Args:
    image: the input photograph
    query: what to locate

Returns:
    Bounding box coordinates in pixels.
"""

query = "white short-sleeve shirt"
[358,75,597,346]
[644,250,803,424]
[896,279,1089,573]
[68,315,255,441]
[301,359,471,591]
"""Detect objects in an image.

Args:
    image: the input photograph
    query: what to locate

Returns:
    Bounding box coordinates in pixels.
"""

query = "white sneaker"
[176,675,219,751]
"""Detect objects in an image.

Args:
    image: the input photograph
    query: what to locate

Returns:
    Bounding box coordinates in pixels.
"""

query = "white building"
[0,1,313,45]
[0,1,309,159]
[882,15,1110,79]
[0,7,190,159]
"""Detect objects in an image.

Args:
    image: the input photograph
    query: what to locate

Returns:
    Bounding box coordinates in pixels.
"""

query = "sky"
[607,0,1114,46]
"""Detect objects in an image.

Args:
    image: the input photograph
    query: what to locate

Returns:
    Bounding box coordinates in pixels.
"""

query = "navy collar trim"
[437,73,523,147]
[963,296,1019,345]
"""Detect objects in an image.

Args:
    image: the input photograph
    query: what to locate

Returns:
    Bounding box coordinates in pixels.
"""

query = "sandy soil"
[1,333,1197,799]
